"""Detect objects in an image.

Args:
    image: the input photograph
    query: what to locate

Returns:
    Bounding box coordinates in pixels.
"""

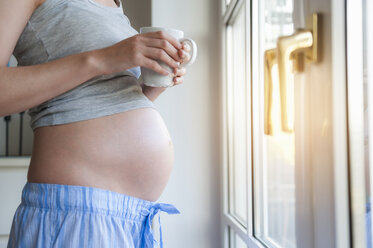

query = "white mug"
[139,27,197,87]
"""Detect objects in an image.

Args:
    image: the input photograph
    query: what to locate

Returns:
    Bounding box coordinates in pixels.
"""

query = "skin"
[0,0,191,202]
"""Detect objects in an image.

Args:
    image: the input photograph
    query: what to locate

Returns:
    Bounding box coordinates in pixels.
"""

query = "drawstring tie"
[141,203,180,248]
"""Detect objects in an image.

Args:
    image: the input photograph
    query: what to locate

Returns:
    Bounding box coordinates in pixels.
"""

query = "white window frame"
[346,0,373,246]
[220,0,351,247]
[221,0,264,247]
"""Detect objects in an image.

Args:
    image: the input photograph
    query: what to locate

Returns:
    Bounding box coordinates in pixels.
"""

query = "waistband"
[21,182,180,247]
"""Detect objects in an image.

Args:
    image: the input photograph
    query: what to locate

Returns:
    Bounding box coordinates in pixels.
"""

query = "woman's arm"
[0,51,104,117]
[0,0,183,116]
[140,44,191,102]
[0,0,105,116]
[142,86,167,102]
[141,67,187,102]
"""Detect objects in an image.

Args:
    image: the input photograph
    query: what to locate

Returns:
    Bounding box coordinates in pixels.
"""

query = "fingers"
[183,43,191,52]
[173,67,186,77]
[142,56,169,76]
[144,37,181,62]
[142,31,182,50]
[173,76,184,86]
[179,41,192,64]
[178,50,191,64]
[171,67,186,86]
[139,32,193,67]
[134,32,193,78]
[144,47,180,69]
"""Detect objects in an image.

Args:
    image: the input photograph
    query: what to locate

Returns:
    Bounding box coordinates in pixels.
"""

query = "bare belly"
[27,107,174,202]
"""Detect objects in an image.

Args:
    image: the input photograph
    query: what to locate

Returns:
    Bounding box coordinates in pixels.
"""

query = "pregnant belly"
[28,107,174,202]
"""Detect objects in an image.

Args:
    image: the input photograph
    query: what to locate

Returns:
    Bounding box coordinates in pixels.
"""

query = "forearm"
[0,50,103,116]
[141,84,167,102]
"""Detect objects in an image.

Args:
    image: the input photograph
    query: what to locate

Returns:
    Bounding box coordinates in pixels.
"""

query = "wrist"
[84,49,109,76]
[142,85,167,102]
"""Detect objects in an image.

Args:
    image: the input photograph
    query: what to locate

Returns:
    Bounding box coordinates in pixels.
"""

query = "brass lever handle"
[264,13,319,135]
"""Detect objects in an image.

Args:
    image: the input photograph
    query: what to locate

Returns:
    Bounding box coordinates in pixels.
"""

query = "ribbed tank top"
[13,0,156,131]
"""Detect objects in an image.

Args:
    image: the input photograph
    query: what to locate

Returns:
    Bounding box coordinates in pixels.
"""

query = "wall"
[1,0,222,246]
[124,0,222,247]
[0,158,29,248]
[122,0,151,31]
[150,0,222,247]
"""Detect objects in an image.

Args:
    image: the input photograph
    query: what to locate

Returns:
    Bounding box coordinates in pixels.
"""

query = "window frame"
[346,0,373,246]
[221,0,264,247]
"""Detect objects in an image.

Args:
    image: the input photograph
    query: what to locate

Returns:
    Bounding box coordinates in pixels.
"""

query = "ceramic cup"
[139,26,197,87]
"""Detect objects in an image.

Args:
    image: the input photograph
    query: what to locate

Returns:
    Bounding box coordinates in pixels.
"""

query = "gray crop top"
[13,0,157,131]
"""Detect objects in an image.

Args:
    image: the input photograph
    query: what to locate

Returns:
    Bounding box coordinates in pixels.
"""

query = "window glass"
[254,0,296,247]
[229,228,248,248]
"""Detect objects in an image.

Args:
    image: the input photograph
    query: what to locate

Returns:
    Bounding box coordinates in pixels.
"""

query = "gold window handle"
[264,13,320,135]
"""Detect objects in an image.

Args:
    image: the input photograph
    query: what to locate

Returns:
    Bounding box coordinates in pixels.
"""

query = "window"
[221,0,351,247]
[222,1,298,246]
[253,0,296,247]
[222,1,255,247]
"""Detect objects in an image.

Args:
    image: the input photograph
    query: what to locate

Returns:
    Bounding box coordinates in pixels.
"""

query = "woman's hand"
[95,31,192,102]
[172,42,191,86]
[141,42,191,102]
[97,31,183,75]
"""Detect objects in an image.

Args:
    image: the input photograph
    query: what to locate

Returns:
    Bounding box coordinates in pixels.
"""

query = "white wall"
[122,0,151,31]
[0,159,30,248]
[150,1,222,247]
[2,0,221,246]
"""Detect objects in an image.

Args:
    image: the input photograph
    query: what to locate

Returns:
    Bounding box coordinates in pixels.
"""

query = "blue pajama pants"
[7,182,180,248]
